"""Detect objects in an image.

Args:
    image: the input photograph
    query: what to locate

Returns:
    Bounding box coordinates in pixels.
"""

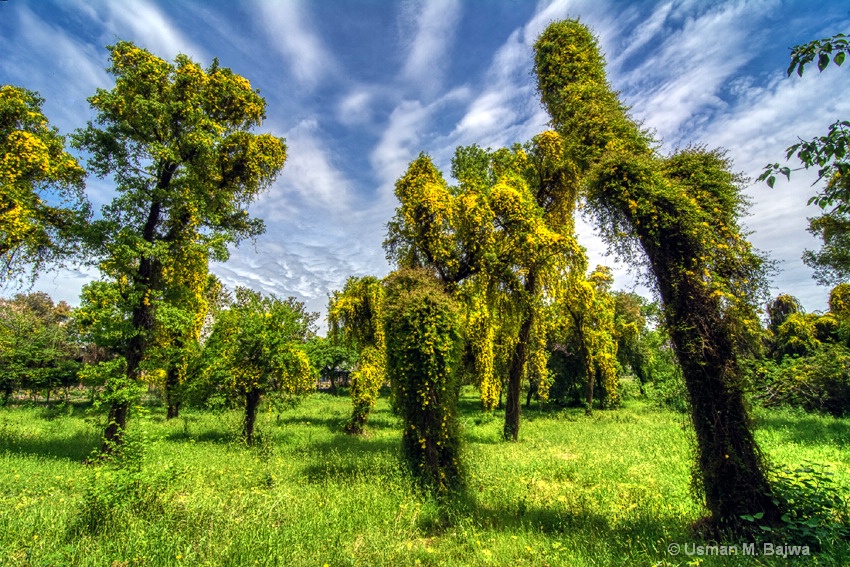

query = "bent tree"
[73,41,287,451]
[534,20,779,531]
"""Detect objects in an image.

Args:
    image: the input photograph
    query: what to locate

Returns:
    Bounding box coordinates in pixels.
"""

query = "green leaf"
[767,175,776,189]
[818,52,831,72]
[753,512,764,520]
[835,51,846,67]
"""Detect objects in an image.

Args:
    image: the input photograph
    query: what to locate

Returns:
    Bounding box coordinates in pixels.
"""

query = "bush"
[756,344,850,417]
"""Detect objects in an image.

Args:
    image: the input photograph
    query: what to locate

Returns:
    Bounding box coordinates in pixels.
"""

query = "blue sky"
[1,0,849,328]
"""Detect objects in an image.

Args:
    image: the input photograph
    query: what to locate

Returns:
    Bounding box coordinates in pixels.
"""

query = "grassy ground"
[0,389,848,566]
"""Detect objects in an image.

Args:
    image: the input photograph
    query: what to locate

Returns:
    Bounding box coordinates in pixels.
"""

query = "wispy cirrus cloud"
[252,0,336,89]
[399,0,462,97]
[271,119,352,213]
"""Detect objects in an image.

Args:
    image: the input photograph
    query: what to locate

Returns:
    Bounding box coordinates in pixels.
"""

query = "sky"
[1,0,849,331]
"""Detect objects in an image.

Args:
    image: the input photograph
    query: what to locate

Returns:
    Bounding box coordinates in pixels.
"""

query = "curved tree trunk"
[648,249,779,530]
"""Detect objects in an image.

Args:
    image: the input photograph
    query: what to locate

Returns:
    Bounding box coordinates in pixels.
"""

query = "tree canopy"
[0,85,88,282]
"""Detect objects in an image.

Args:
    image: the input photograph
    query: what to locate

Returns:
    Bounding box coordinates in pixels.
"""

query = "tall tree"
[535,20,779,531]
[385,134,585,441]
[0,85,88,282]
[72,41,287,451]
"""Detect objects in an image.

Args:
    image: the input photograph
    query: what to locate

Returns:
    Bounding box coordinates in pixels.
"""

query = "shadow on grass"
[0,429,100,462]
[299,434,401,482]
[756,414,850,447]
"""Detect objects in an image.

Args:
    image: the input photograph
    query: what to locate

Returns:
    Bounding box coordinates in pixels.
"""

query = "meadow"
[1,389,848,566]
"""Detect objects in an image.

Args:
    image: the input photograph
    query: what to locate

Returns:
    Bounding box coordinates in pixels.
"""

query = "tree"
[386,134,585,441]
[535,20,780,532]
[327,276,386,434]
[0,292,81,403]
[0,85,88,282]
[204,287,316,445]
[555,266,619,413]
[71,41,287,451]
[304,335,355,394]
[383,269,464,496]
[759,33,850,284]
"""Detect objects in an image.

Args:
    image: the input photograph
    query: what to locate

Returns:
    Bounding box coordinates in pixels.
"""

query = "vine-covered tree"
[72,41,287,451]
[203,288,315,445]
[327,276,386,434]
[386,133,586,441]
[384,269,464,496]
[0,85,88,282]
[535,20,779,531]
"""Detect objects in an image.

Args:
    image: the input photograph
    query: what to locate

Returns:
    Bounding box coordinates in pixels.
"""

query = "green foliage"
[803,192,850,285]
[0,292,82,402]
[203,287,316,444]
[760,33,850,219]
[743,463,850,549]
[766,293,803,335]
[384,269,464,496]
[0,85,89,282]
[773,312,821,359]
[756,343,850,417]
[78,415,177,535]
[304,335,356,392]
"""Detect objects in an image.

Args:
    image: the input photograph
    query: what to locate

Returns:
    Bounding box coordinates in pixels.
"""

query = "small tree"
[204,288,315,445]
[384,269,464,496]
[304,336,356,394]
[0,292,81,403]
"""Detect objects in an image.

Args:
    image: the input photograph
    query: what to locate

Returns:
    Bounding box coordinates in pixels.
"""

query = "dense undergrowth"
[0,389,848,566]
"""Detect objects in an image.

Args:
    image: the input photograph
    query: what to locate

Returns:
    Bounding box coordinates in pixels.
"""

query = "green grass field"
[1,390,848,566]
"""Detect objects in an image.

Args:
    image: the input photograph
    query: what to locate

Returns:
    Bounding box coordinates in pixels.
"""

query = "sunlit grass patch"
[0,391,847,565]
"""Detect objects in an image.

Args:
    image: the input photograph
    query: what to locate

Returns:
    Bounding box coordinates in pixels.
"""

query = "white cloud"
[337,88,375,126]
[270,119,352,212]
[399,0,462,96]
[0,6,108,132]
[100,0,208,62]
[371,100,435,191]
[252,0,336,89]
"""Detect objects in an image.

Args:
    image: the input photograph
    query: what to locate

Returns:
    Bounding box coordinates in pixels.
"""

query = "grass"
[0,389,848,566]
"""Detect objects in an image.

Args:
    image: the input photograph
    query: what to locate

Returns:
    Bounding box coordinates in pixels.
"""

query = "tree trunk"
[648,250,780,530]
[165,356,181,420]
[504,273,537,441]
[243,390,261,445]
[101,400,129,454]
